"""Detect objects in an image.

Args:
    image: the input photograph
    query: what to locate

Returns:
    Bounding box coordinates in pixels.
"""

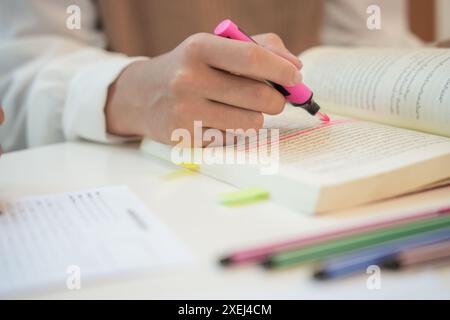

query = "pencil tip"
[261,259,274,269]
[219,257,232,266]
[313,270,328,280]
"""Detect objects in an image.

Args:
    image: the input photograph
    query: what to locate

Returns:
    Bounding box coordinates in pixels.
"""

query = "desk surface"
[1,142,450,299]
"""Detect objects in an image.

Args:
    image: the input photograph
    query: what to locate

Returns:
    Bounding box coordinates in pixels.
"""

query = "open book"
[141,47,450,215]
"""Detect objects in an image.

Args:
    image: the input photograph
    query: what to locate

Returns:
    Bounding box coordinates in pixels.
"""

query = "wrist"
[105,60,150,137]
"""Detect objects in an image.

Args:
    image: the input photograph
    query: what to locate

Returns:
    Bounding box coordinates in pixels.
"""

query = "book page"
[263,108,450,184]
[144,106,450,186]
[300,47,450,137]
[141,113,450,213]
[0,186,191,297]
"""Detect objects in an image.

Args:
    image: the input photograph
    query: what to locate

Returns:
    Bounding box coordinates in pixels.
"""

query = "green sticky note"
[219,187,270,206]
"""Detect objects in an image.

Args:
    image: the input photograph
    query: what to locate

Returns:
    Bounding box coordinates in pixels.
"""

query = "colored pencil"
[219,205,450,266]
[382,239,450,270]
[313,227,450,280]
[262,214,450,269]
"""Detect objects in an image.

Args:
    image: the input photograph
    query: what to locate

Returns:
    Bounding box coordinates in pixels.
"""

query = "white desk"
[1,142,450,299]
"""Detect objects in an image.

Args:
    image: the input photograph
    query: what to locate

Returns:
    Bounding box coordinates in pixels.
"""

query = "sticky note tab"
[219,188,270,206]
[162,162,200,180]
[179,162,200,171]
[162,169,197,180]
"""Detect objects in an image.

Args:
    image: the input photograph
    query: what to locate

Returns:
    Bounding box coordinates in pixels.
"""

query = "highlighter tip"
[316,111,330,123]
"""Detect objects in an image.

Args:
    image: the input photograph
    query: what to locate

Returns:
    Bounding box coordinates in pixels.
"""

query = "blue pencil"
[314,226,450,280]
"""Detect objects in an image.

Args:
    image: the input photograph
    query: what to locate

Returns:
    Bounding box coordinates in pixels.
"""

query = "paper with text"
[265,107,450,183]
[300,47,450,137]
[0,186,190,296]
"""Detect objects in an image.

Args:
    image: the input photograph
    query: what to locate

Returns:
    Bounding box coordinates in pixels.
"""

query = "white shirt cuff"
[63,55,148,143]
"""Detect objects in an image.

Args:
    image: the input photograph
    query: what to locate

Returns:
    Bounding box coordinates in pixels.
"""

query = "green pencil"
[262,214,450,269]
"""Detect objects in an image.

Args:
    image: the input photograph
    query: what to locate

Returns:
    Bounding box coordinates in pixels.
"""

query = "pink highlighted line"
[242,118,358,151]
[278,118,357,143]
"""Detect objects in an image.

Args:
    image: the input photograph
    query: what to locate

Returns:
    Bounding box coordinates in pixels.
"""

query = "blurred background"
[410,0,450,42]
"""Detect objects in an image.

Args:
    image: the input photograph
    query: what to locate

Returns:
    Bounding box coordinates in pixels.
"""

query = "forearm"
[0,35,143,151]
[0,0,143,152]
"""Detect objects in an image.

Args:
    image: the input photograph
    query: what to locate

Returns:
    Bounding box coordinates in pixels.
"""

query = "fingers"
[171,126,228,148]
[178,99,263,132]
[202,68,286,115]
[161,32,301,147]
[186,33,302,87]
[164,97,263,146]
[169,100,262,148]
[252,33,302,70]
[199,100,264,132]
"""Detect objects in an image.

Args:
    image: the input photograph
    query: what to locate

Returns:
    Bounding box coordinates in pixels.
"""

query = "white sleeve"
[0,0,145,152]
[322,0,423,47]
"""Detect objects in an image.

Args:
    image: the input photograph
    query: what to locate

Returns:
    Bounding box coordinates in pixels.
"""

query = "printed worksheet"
[0,186,191,296]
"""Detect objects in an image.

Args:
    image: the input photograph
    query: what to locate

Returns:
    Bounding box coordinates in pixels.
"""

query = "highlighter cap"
[214,19,253,42]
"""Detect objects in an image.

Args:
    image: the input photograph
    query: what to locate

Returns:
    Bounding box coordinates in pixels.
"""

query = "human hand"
[105,32,302,145]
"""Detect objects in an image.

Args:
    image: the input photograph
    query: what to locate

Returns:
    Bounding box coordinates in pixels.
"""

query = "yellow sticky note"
[179,162,200,171]
[219,187,270,206]
[162,162,200,180]
[162,169,196,180]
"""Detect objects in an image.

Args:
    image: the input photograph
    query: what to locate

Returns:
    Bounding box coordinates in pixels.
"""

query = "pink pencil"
[384,239,450,269]
[219,205,450,266]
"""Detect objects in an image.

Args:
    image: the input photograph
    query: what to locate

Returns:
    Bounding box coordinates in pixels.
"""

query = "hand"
[105,32,302,145]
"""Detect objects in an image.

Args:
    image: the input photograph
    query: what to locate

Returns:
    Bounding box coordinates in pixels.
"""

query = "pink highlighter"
[214,19,329,122]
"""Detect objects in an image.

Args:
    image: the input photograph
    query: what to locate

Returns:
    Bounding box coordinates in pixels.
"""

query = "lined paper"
[0,186,190,296]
